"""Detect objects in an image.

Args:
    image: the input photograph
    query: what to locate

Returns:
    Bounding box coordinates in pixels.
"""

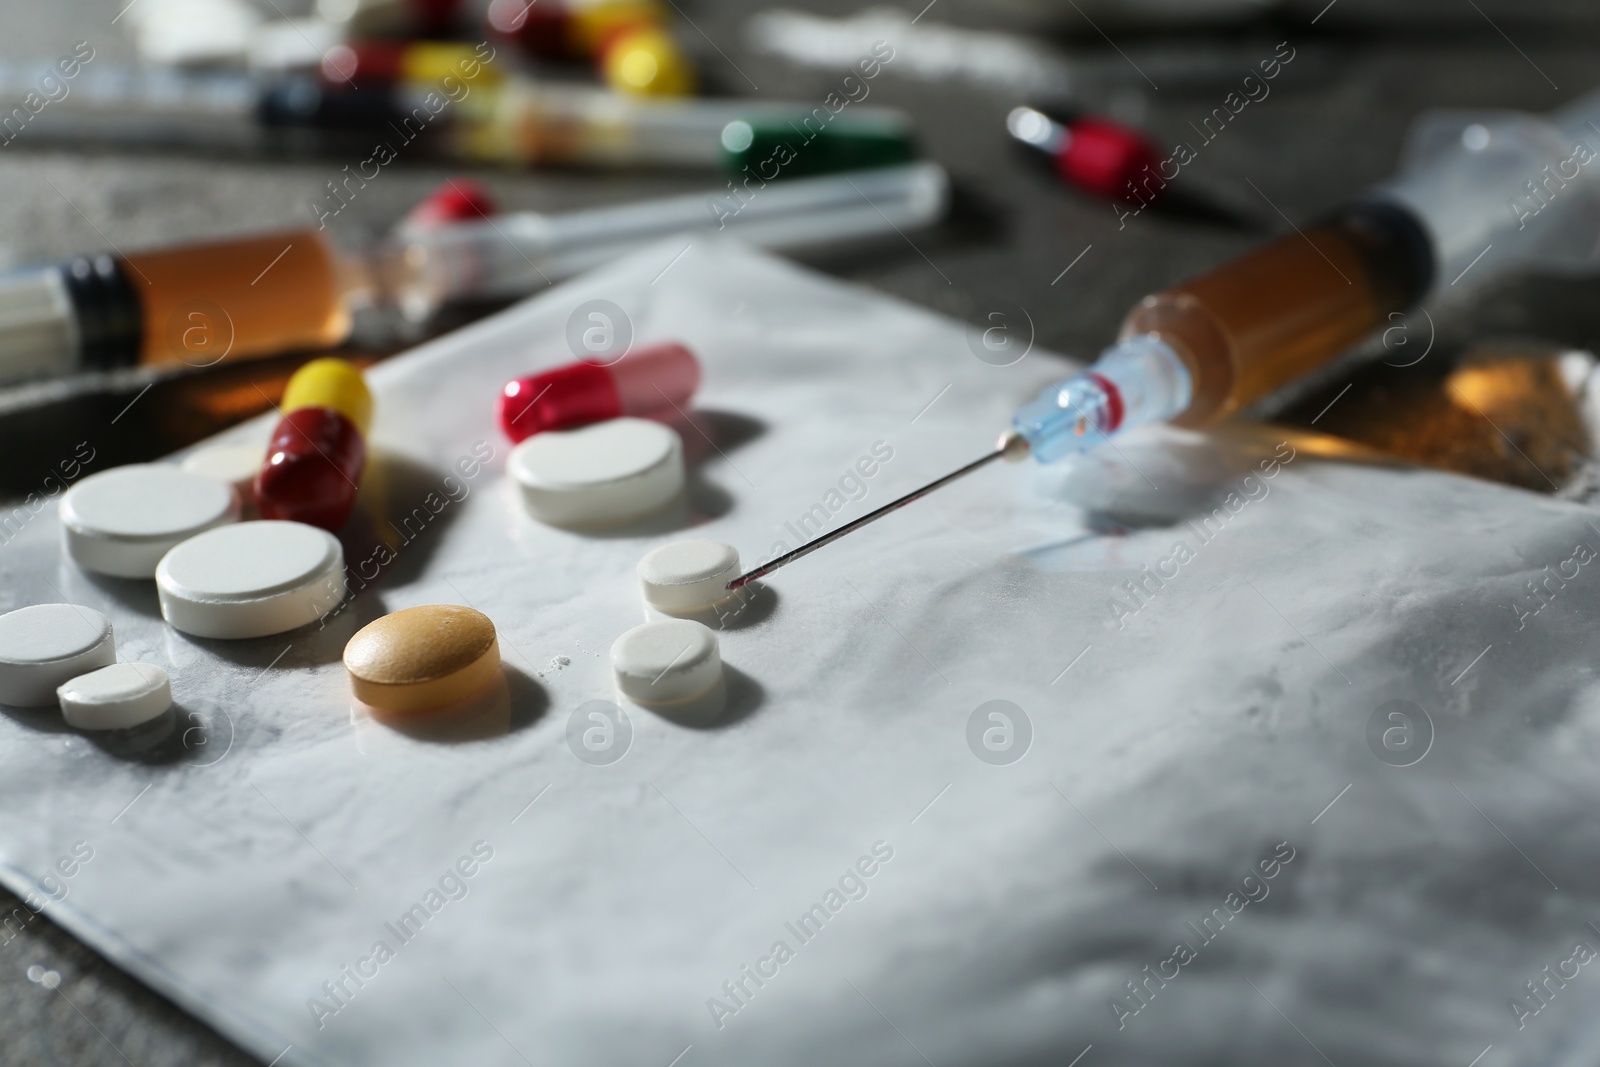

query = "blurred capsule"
[601,25,694,97]
[487,0,665,60]
[319,40,501,89]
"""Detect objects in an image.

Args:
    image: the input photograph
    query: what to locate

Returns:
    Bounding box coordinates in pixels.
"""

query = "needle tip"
[998,430,1031,462]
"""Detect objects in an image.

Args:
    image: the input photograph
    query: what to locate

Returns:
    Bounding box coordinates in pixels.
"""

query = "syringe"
[727,89,1600,589]
[0,161,948,382]
[1,55,914,177]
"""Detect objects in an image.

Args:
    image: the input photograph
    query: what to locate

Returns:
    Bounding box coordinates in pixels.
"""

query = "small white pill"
[156,520,346,639]
[610,620,721,705]
[61,464,240,578]
[181,440,266,499]
[0,604,116,707]
[58,663,172,730]
[638,540,741,614]
[509,417,684,528]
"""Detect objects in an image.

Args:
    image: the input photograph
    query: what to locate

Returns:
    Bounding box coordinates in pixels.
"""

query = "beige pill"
[343,605,500,714]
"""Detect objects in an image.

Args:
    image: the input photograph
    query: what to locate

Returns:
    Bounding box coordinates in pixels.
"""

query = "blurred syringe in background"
[0,54,914,175]
[0,162,949,383]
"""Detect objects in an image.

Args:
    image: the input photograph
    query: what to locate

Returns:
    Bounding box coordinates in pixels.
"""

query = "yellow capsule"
[602,25,695,97]
[399,42,502,88]
[281,357,373,436]
[568,0,666,56]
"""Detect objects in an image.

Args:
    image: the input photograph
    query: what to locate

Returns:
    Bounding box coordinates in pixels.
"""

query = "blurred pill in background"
[601,23,694,96]
[487,0,662,61]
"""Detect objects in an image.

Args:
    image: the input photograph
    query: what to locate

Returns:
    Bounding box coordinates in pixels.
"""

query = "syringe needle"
[726,431,1031,590]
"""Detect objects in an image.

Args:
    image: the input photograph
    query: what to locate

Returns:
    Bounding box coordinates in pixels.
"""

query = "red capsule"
[486,0,571,57]
[256,359,372,531]
[498,341,699,443]
[320,41,406,87]
[257,409,366,531]
[320,39,497,90]
[486,0,662,60]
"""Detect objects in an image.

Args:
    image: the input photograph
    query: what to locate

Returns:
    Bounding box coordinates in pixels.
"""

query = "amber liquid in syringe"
[1121,202,1432,427]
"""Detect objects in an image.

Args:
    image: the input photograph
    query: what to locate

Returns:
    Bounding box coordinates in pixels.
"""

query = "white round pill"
[638,540,741,614]
[509,417,684,528]
[610,619,721,705]
[156,521,346,639]
[58,662,172,730]
[61,464,240,578]
[0,604,116,707]
[181,440,266,498]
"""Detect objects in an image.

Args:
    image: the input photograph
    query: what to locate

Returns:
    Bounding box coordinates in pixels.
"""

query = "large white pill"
[181,440,266,499]
[509,417,684,528]
[0,604,116,707]
[638,540,741,614]
[610,619,721,705]
[58,663,172,730]
[61,464,240,578]
[156,520,346,639]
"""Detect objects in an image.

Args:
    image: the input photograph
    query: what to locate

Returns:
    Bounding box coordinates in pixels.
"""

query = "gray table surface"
[4,1,1600,1063]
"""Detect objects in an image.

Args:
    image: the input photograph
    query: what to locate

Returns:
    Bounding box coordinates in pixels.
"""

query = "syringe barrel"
[1380,88,1600,290]
[455,81,735,167]
[381,162,950,317]
[1118,199,1432,426]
